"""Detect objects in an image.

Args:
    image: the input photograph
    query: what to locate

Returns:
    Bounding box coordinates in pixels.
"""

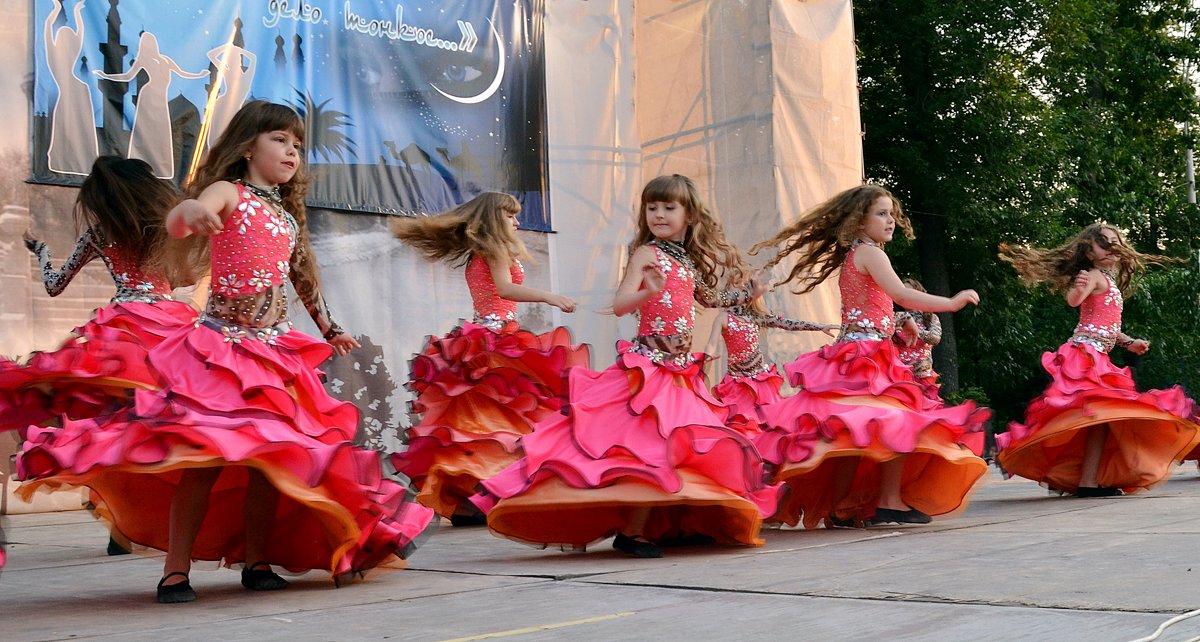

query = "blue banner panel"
[32,0,551,229]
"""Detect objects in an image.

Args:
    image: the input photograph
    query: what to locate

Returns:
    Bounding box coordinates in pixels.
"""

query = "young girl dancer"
[751,185,989,529]
[997,224,1199,496]
[390,192,589,525]
[16,101,434,603]
[472,174,782,558]
[0,156,197,431]
[706,291,837,432]
[893,278,943,399]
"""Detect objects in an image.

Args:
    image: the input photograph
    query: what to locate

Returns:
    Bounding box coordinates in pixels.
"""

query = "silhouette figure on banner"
[44,0,99,176]
[204,43,256,149]
[95,32,206,178]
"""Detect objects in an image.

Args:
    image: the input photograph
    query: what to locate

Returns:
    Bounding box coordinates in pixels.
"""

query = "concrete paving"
[3,468,1200,641]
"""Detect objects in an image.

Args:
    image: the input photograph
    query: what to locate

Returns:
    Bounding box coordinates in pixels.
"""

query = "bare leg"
[877,456,908,511]
[1079,424,1110,488]
[162,467,223,584]
[622,507,651,537]
[243,468,279,566]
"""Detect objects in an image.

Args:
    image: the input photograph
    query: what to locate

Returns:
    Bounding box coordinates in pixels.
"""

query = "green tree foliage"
[854,0,1200,426]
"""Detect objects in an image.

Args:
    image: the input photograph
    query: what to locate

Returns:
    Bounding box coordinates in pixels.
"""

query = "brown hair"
[76,156,196,286]
[999,223,1175,295]
[628,175,746,290]
[391,192,529,266]
[751,184,914,294]
[186,101,320,301]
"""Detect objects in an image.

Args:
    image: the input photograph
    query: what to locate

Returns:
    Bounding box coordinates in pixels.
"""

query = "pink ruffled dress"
[712,307,826,433]
[997,271,1200,492]
[17,184,435,577]
[0,229,197,431]
[391,255,590,518]
[755,241,989,528]
[471,240,783,548]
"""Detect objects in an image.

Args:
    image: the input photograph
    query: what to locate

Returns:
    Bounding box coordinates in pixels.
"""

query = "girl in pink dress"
[473,174,783,558]
[0,157,198,431]
[16,102,435,603]
[389,192,589,525]
[892,278,943,401]
[707,299,837,434]
[997,224,1199,496]
[751,185,989,529]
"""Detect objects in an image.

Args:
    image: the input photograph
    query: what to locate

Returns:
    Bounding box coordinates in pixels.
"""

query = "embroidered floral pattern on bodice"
[839,241,894,342]
[465,255,522,331]
[1070,271,1123,353]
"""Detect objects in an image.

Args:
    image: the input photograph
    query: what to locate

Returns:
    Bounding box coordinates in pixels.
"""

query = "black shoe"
[156,572,196,604]
[1075,486,1123,498]
[241,562,289,591]
[612,534,663,558]
[107,536,131,556]
[826,515,859,529]
[657,533,716,547]
[868,507,932,526]
[449,513,488,527]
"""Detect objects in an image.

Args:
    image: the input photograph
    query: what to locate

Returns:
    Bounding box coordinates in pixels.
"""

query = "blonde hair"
[186,101,321,301]
[628,175,746,290]
[999,223,1175,295]
[750,185,913,294]
[391,192,529,266]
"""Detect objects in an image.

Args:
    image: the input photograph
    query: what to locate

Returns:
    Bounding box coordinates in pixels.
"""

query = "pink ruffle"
[711,367,784,426]
[392,321,590,517]
[0,301,197,431]
[472,341,782,547]
[998,342,1194,451]
[786,339,943,410]
[18,323,435,576]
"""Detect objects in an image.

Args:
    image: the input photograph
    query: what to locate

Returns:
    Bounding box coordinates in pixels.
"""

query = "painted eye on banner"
[443,64,483,84]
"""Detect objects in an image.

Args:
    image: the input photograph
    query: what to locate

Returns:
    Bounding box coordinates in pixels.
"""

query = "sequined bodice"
[723,311,762,372]
[205,185,298,328]
[636,245,696,337]
[465,254,522,329]
[1071,272,1123,353]
[101,244,172,302]
[839,242,894,342]
[896,314,936,377]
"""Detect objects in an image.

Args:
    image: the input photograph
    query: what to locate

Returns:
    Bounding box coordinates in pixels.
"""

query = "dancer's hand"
[549,294,577,313]
[950,289,980,310]
[179,202,224,236]
[1127,339,1150,355]
[901,316,920,346]
[642,263,666,294]
[328,333,360,356]
[1071,270,1091,292]
[819,323,839,338]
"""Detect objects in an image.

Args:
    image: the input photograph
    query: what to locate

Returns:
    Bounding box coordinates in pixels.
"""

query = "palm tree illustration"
[287,89,357,162]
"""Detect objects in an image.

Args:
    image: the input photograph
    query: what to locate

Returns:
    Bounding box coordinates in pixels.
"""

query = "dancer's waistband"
[195,314,293,345]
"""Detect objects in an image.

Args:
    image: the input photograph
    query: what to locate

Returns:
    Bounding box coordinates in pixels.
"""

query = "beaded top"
[1070,271,1123,353]
[894,311,941,378]
[465,254,522,330]
[838,241,893,342]
[26,227,172,303]
[723,310,763,373]
[204,184,298,328]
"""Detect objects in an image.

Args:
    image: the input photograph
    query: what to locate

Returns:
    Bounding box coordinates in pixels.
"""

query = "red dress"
[0,229,197,431]
[18,185,434,577]
[755,242,989,528]
[391,255,590,518]
[996,272,1200,492]
[472,241,783,548]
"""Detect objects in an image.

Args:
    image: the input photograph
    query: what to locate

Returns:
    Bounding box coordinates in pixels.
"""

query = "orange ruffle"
[473,341,783,548]
[18,323,435,576]
[997,342,1199,492]
[392,321,590,517]
[757,340,988,528]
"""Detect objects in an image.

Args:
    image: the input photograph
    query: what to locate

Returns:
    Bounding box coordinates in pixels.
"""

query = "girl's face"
[644,199,690,242]
[860,196,896,244]
[1086,227,1122,270]
[503,209,520,232]
[245,129,301,186]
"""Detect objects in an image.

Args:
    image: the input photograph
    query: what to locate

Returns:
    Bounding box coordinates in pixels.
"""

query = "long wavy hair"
[998,223,1175,295]
[391,192,529,266]
[76,156,195,286]
[627,174,746,290]
[750,184,914,294]
[186,101,320,301]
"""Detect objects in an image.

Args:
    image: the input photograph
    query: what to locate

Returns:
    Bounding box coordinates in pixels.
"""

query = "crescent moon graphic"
[430,19,505,105]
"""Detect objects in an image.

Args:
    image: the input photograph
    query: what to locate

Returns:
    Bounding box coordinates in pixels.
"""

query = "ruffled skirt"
[756,340,988,528]
[0,300,197,431]
[711,368,785,437]
[471,341,783,548]
[391,321,590,518]
[17,322,435,576]
[997,342,1199,492]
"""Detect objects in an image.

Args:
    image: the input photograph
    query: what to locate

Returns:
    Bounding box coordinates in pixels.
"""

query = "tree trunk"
[914,210,958,394]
